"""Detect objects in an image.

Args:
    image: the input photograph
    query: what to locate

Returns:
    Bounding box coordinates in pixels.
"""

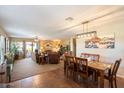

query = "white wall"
[0,27,9,38]
[70,38,73,52]
[76,16,124,77]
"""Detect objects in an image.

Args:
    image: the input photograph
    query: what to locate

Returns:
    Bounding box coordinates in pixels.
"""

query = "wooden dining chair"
[64,55,75,79]
[75,57,93,87]
[104,59,121,88]
[80,53,100,62]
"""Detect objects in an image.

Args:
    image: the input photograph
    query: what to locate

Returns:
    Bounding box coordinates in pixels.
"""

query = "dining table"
[64,57,112,88]
[88,61,112,88]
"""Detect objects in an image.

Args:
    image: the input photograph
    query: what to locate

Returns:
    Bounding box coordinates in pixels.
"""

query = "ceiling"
[0,5,124,40]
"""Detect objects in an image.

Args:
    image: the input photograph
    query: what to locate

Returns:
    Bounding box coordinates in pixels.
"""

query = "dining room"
[65,6,124,87]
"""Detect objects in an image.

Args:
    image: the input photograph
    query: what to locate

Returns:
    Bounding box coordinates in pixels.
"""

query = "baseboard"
[117,74,124,78]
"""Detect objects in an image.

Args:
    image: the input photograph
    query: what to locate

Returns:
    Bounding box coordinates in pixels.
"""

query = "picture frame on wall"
[85,34,115,49]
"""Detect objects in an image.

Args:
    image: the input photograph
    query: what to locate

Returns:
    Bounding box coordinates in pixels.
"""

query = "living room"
[0,2,124,90]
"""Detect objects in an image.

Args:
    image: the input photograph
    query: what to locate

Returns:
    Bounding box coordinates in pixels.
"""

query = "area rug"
[11,58,64,81]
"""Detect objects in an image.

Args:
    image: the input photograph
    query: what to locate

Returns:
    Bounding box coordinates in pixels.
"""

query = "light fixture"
[77,31,97,39]
[76,21,97,38]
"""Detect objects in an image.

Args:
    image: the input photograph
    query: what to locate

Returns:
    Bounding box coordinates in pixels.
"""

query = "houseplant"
[10,43,19,60]
[59,45,70,55]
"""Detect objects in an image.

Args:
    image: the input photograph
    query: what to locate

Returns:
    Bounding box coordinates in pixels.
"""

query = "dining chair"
[80,53,100,62]
[75,57,93,87]
[64,55,75,79]
[104,59,121,88]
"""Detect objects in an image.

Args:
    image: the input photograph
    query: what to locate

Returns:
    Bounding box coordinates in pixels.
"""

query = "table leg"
[64,61,66,74]
[99,70,104,88]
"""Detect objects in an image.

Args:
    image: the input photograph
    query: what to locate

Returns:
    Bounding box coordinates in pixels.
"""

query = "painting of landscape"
[85,35,115,48]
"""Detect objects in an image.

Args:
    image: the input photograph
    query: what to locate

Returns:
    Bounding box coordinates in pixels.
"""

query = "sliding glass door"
[10,41,38,59]
[11,41,24,59]
[25,42,33,58]
[16,42,24,59]
[33,42,37,52]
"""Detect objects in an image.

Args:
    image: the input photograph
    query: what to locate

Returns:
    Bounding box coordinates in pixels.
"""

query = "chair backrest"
[111,59,121,76]
[65,55,75,66]
[75,57,88,75]
[80,53,100,62]
[90,54,100,62]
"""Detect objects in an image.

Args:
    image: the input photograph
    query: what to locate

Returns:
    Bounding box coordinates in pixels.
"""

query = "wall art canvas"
[85,35,115,48]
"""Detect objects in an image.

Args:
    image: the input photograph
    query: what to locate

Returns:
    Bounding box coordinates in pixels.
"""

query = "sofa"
[48,52,60,64]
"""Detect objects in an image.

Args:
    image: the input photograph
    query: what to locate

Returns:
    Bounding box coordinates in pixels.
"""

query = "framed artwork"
[85,34,115,49]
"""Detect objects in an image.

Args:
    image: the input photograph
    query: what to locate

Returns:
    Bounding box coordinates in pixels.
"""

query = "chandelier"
[76,21,97,38]
[77,31,97,38]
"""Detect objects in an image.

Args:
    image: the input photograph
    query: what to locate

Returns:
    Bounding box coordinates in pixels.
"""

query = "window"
[11,41,24,59]
[0,35,5,64]
[6,38,10,53]
[33,42,37,52]
[26,42,33,57]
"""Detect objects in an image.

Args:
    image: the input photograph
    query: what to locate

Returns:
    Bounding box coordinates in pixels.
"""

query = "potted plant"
[10,43,19,60]
[58,45,70,55]
[5,52,14,64]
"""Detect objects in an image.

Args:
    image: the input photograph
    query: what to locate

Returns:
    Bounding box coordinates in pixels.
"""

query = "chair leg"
[86,77,89,88]
[95,71,98,82]
[64,70,66,75]
[72,71,75,80]
[9,75,11,82]
[67,70,69,78]
[75,72,78,82]
[110,79,113,88]
[76,72,79,82]
[64,68,66,75]
[109,79,111,88]
[114,77,117,88]
[66,68,68,78]
[71,70,74,79]
[69,70,71,78]
[77,74,81,83]
[73,71,77,81]
[67,70,72,79]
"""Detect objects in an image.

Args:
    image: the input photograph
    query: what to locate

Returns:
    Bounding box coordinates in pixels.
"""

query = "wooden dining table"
[64,57,112,88]
[88,61,112,88]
